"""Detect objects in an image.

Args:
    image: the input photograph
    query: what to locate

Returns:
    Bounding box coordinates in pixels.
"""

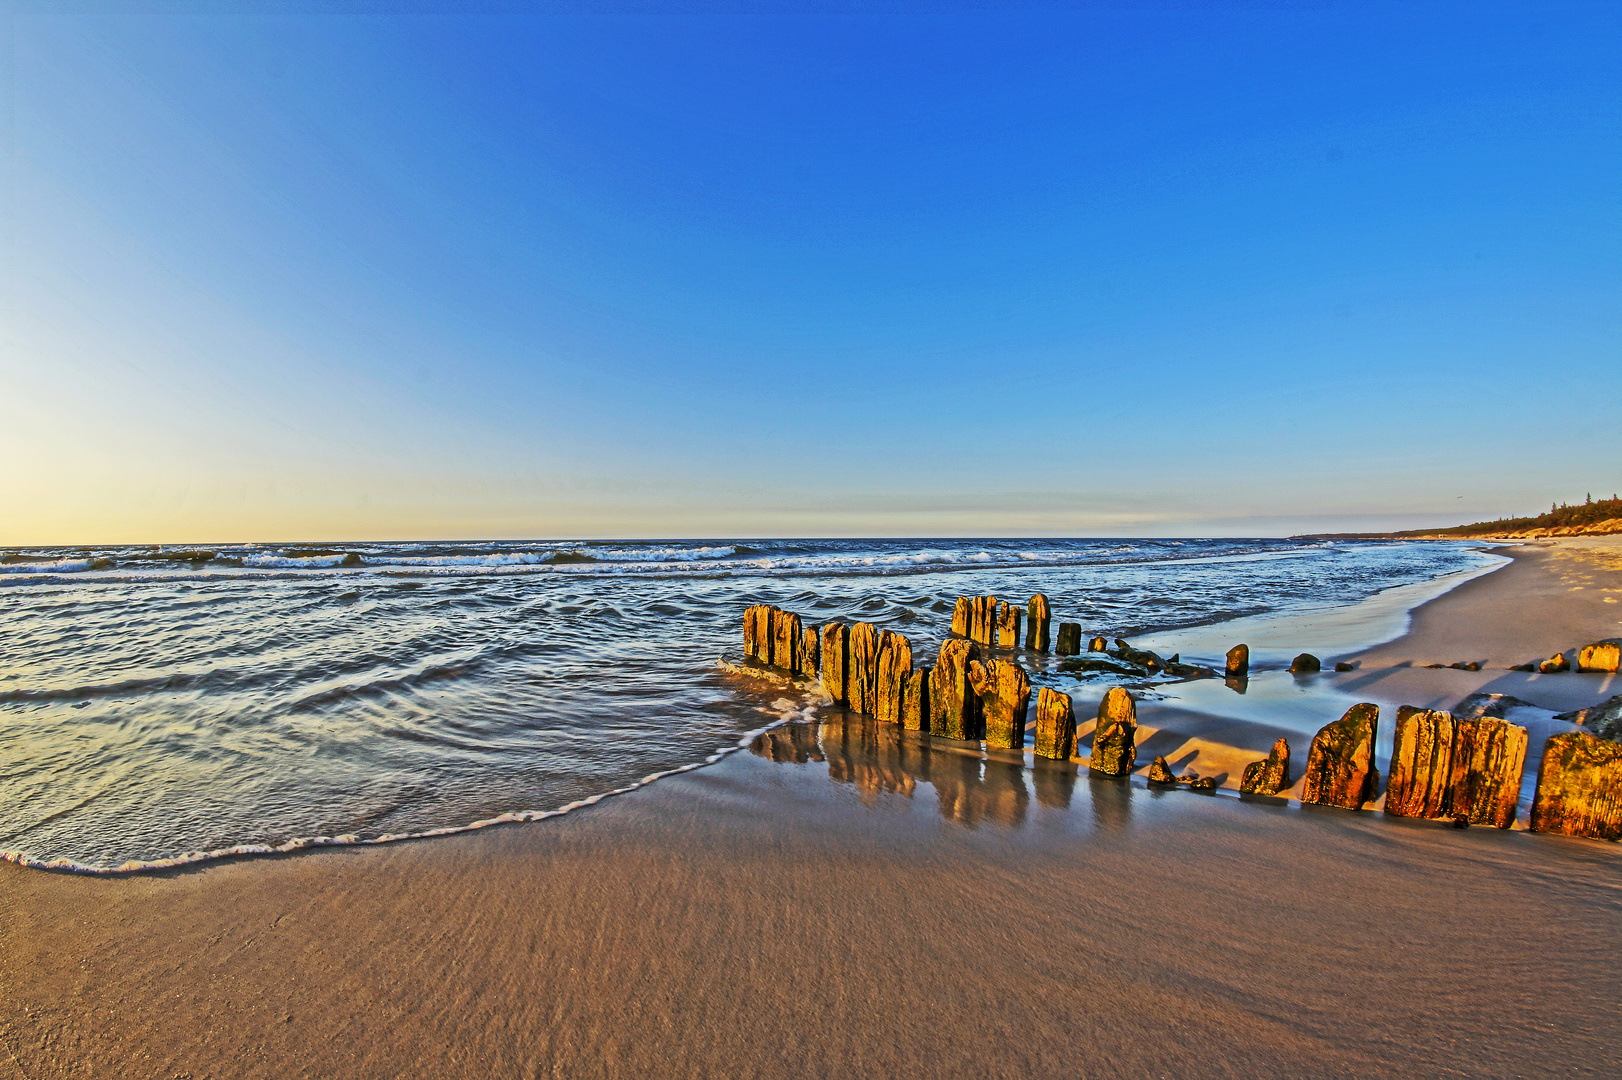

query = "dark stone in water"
[1290,652,1321,674]
[1225,644,1249,678]
[1147,756,1177,785]
[1334,661,1355,672]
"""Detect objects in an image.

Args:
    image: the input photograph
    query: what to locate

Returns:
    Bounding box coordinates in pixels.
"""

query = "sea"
[0,537,1498,872]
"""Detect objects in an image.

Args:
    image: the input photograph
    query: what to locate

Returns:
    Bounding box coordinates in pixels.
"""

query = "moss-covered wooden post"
[1300,703,1379,809]
[1026,594,1051,651]
[1033,687,1076,761]
[1530,733,1622,840]
[1055,622,1082,656]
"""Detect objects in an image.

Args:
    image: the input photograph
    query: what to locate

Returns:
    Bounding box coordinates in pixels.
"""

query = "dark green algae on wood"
[1300,703,1379,810]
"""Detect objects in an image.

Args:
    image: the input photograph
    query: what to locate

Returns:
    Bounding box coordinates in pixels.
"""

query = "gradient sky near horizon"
[3,2,1619,544]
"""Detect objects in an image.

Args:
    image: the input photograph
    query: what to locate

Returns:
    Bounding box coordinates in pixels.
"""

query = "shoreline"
[2,539,1620,1077]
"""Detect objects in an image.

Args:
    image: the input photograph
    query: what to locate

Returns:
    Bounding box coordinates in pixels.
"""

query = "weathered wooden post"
[799,625,821,682]
[969,658,1030,750]
[1225,644,1249,679]
[1300,703,1379,809]
[1385,707,1455,819]
[951,596,972,637]
[1240,738,1290,795]
[1055,622,1082,656]
[1448,716,1528,828]
[1033,687,1076,761]
[1026,594,1051,651]
[1089,687,1137,776]
[1530,733,1622,839]
[929,638,983,741]
[969,596,998,646]
[848,622,883,715]
[744,604,775,663]
[772,610,803,675]
[996,603,1022,649]
[874,632,913,725]
[1088,636,1107,652]
[821,622,850,706]
[902,667,930,731]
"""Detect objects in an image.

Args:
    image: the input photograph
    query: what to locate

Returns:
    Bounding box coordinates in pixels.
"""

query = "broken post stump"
[1226,644,1249,679]
[1088,636,1107,652]
[996,603,1023,649]
[1300,703,1379,809]
[1089,687,1137,777]
[1540,653,1570,674]
[1026,594,1051,651]
[821,622,850,707]
[951,596,972,638]
[1530,733,1622,840]
[1033,687,1075,761]
[1290,653,1321,674]
[1055,622,1082,656]
[1147,756,1177,785]
[929,639,983,741]
[874,632,913,725]
[1240,738,1291,795]
[970,596,999,646]
[969,658,1030,750]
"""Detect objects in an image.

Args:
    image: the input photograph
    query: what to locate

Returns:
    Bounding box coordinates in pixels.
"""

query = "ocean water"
[0,537,1495,872]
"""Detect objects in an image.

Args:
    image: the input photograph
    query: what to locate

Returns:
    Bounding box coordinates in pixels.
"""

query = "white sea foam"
[0,558,110,574]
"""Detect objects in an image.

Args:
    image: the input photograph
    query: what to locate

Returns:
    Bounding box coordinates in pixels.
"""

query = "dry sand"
[3,540,1621,1079]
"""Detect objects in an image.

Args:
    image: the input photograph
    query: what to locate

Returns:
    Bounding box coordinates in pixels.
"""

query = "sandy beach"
[3,540,1620,1079]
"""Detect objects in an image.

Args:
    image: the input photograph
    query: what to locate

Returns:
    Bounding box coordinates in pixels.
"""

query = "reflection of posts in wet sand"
[1087,775,1133,831]
[753,715,1035,828]
[929,754,1029,828]
[1031,761,1077,810]
[822,717,917,804]
[749,722,826,765]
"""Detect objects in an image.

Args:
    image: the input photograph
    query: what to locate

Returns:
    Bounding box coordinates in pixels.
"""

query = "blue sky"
[3,3,1618,542]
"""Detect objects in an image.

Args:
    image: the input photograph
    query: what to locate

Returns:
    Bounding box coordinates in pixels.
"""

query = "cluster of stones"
[1516,639,1622,675]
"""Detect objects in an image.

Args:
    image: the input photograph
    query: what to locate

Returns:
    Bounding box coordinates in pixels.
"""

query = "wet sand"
[3,540,1620,1078]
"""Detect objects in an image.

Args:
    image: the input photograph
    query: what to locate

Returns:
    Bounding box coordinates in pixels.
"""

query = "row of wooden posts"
[742,596,1622,841]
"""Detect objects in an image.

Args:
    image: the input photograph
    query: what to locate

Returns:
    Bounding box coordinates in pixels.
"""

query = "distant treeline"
[1395,495,1622,537]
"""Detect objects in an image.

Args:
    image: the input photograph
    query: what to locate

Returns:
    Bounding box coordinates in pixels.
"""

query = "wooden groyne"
[739,602,1622,841]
